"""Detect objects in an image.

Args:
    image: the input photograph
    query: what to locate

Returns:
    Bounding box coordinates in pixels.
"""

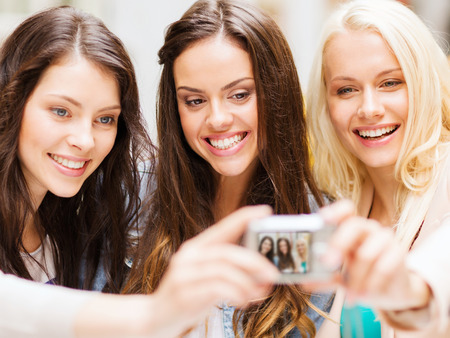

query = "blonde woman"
[295,237,309,274]
[307,0,450,337]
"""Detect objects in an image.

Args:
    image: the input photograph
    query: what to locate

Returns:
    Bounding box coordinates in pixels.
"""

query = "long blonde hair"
[307,0,450,248]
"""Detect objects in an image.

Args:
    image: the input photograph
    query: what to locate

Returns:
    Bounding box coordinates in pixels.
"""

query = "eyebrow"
[48,94,121,112]
[330,67,403,82]
[176,77,254,93]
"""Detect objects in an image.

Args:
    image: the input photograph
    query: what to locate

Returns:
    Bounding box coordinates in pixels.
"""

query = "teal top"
[340,303,381,338]
[300,261,307,273]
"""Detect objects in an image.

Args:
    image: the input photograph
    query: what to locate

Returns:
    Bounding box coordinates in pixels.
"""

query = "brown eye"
[186,98,204,106]
[232,92,249,100]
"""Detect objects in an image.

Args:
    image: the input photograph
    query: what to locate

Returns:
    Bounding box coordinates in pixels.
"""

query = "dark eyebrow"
[49,94,82,107]
[176,77,254,93]
[98,105,121,113]
[176,86,204,93]
[48,94,121,112]
[221,77,253,91]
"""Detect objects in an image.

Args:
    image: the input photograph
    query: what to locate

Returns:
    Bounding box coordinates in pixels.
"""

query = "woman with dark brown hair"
[0,4,150,295]
[125,0,332,336]
[275,238,296,273]
[259,236,275,264]
[0,6,278,336]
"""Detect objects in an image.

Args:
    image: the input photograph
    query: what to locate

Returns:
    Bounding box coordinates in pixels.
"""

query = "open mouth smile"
[355,125,399,140]
[49,154,87,169]
[207,132,248,150]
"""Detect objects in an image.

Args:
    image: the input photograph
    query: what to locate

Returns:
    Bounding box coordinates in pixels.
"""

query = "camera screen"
[257,232,312,274]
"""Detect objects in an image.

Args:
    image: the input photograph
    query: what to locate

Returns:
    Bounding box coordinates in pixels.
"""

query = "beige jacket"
[317,152,450,337]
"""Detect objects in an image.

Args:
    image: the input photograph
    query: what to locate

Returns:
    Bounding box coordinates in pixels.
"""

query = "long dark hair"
[277,238,295,271]
[125,0,323,336]
[259,236,275,262]
[0,6,153,292]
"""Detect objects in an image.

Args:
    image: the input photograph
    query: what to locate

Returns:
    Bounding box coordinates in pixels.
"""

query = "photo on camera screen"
[258,232,311,274]
[246,214,336,283]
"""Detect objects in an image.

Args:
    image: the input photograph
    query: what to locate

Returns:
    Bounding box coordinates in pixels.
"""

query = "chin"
[217,169,247,177]
[50,187,82,198]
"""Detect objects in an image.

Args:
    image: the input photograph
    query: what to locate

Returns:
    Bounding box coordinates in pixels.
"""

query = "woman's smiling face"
[324,30,408,171]
[260,238,273,255]
[174,36,259,180]
[18,55,120,205]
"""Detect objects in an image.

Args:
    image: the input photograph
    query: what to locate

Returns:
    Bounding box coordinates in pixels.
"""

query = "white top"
[406,220,450,332]
[22,236,56,283]
[0,238,94,337]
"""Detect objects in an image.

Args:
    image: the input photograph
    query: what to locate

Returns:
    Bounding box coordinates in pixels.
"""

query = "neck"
[22,215,44,253]
[214,169,254,221]
[366,166,399,226]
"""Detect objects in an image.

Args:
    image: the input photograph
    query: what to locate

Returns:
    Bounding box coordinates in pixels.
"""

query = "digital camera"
[245,213,337,283]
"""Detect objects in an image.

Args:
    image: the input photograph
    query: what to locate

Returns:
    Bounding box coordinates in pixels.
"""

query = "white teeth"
[50,154,86,169]
[358,126,396,138]
[209,133,244,150]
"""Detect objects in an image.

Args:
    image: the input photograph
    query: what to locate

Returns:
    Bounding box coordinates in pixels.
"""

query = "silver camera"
[245,213,337,283]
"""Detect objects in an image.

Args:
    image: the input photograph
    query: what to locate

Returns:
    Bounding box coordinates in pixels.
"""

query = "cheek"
[393,91,409,121]
[245,102,258,132]
[328,101,341,126]
[18,116,52,160]
[328,104,349,140]
[97,130,118,161]
[179,113,199,147]
[19,110,40,147]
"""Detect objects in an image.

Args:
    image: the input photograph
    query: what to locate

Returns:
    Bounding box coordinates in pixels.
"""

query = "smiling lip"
[353,124,400,147]
[203,131,249,156]
[48,153,90,177]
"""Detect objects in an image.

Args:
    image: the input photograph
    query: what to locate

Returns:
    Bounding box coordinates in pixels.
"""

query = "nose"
[357,88,384,119]
[205,100,233,131]
[67,119,95,151]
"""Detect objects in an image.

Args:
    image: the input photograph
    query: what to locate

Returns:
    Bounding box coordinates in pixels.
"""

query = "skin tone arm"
[75,205,279,338]
[319,200,431,312]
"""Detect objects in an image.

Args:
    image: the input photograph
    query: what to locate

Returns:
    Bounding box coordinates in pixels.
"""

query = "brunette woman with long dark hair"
[125,0,332,336]
[0,5,150,292]
[259,236,275,263]
[275,238,296,273]
[0,6,277,336]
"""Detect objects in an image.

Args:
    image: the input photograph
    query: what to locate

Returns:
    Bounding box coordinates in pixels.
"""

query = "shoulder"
[306,291,335,331]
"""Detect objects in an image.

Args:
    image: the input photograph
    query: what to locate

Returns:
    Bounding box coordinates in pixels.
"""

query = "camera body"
[245,213,336,284]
